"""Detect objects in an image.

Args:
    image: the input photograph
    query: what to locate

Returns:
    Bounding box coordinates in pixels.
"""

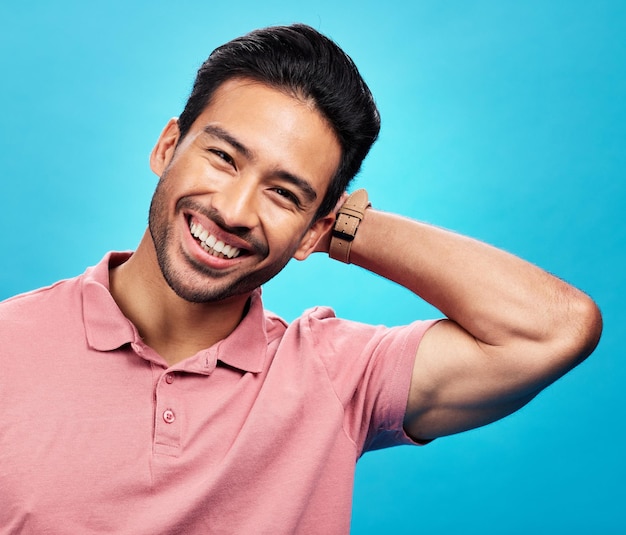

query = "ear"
[149,118,181,176]
[293,214,335,261]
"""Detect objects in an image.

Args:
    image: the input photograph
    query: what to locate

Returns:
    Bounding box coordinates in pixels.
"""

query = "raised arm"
[327,197,602,441]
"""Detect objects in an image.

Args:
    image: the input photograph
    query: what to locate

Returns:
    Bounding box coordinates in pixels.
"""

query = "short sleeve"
[300,307,438,455]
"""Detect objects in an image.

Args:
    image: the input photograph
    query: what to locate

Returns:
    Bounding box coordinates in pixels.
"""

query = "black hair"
[177,23,380,220]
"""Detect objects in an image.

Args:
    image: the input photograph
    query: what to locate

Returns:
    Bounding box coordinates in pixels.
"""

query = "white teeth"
[188,219,241,259]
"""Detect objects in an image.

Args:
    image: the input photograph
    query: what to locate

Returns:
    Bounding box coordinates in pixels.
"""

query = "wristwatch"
[329,189,371,264]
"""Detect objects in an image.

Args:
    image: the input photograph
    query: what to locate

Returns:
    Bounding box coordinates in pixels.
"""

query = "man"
[0,24,601,534]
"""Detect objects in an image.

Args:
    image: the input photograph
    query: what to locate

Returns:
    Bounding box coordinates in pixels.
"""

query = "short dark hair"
[177,23,380,220]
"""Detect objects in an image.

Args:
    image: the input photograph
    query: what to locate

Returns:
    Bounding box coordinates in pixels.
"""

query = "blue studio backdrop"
[1,1,624,533]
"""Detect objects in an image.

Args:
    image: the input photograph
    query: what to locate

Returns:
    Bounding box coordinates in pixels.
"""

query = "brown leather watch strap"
[329,189,371,264]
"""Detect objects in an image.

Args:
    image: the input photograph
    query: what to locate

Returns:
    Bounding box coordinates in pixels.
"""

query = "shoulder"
[290,306,435,356]
[0,252,121,325]
[266,304,437,378]
[0,276,83,335]
[263,305,366,347]
[1,277,74,311]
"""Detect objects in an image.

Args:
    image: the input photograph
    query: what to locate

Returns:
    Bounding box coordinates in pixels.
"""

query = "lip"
[182,212,253,269]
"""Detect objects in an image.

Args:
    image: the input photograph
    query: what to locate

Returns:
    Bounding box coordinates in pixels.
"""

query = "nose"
[210,176,260,231]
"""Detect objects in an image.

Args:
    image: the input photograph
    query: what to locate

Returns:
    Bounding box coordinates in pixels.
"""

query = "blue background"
[1,1,624,533]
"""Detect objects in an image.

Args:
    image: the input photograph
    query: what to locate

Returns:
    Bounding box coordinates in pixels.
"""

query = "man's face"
[148,78,341,303]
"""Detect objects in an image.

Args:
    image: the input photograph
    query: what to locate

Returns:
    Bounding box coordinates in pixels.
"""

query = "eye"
[208,149,236,168]
[272,187,302,207]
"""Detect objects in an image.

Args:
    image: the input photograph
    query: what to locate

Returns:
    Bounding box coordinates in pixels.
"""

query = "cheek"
[259,216,298,251]
[157,161,213,208]
[276,224,313,257]
[151,170,181,218]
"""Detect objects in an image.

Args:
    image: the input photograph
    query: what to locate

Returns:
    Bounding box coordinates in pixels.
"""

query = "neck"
[109,231,251,366]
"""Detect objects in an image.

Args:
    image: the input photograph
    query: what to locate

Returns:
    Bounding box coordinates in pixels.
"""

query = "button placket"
[154,372,182,456]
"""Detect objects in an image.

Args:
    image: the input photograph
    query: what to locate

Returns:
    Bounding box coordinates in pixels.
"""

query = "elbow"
[564,290,603,365]
[520,290,602,394]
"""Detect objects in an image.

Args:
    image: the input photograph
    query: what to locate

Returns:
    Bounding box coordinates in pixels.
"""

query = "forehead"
[188,77,342,200]
[205,77,331,126]
[196,77,336,139]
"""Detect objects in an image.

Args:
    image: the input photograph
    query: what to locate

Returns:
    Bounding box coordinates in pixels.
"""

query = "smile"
[189,219,242,259]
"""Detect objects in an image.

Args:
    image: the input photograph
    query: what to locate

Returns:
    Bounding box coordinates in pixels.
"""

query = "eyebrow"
[202,124,318,204]
[203,124,252,159]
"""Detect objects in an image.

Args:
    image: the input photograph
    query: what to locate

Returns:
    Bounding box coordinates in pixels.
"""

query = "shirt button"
[165,373,174,384]
[163,409,176,424]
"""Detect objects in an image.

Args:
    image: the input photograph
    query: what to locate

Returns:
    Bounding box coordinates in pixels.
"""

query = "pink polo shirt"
[0,252,434,534]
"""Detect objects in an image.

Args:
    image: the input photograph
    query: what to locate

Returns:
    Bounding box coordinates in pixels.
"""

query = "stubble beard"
[147,173,296,304]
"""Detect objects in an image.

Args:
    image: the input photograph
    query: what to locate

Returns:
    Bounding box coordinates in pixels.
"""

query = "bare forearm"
[349,209,601,352]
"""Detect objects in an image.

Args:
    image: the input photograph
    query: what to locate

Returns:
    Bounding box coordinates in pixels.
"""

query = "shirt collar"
[192,289,268,374]
[82,251,137,351]
[81,252,269,374]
